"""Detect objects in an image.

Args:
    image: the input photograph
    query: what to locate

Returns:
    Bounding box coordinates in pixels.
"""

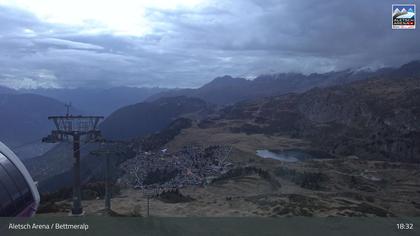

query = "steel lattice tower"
[43,112,104,216]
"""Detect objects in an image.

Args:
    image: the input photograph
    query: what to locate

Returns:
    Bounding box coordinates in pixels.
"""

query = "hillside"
[195,75,420,162]
[100,96,212,140]
[24,142,135,193]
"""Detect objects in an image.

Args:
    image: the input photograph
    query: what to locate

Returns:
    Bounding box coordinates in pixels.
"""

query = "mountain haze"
[0,93,80,159]
[24,87,168,116]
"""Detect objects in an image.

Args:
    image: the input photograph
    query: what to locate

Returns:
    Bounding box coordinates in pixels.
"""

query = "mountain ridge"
[146,63,415,105]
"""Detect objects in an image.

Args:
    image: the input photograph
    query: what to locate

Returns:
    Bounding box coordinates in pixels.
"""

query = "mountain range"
[99,61,420,140]
[146,68,393,105]
[101,60,420,162]
[2,60,420,159]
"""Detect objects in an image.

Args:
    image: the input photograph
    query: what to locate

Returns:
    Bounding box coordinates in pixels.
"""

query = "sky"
[0,0,419,89]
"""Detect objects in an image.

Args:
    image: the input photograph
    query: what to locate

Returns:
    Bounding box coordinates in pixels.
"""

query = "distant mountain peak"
[201,76,249,89]
[211,75,245,82]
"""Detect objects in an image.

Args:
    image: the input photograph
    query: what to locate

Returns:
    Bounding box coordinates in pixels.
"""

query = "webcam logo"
[392,4,416,29]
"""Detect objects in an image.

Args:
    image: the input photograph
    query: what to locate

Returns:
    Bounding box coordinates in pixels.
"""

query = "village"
[118,145,233,190]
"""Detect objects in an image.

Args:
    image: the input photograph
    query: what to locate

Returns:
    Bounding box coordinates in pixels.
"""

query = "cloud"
[33,38,104,50]
[0,0,419,89]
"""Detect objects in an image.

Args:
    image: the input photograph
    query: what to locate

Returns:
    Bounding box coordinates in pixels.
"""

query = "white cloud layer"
[0,0,419,89]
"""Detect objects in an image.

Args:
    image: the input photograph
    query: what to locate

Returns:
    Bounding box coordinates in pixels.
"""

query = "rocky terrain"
[211,76,420,162]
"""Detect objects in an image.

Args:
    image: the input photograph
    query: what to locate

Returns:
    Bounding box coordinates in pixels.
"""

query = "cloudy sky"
[0,0,419,89]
